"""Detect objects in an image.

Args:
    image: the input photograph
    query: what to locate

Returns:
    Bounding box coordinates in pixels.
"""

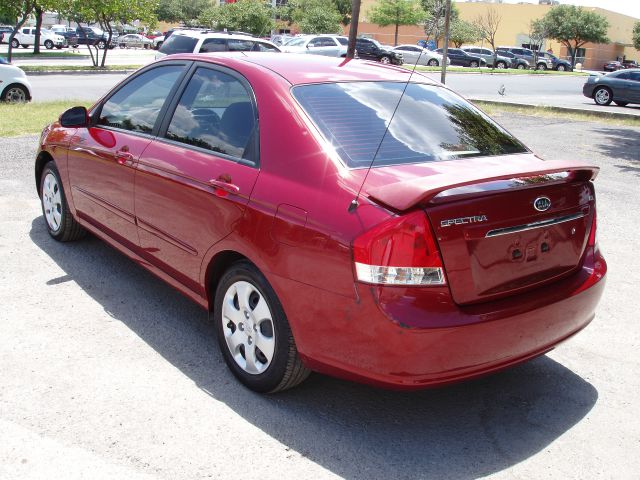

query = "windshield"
[286,38,307,47]
[159,34,198,55]
[293,82,527,168]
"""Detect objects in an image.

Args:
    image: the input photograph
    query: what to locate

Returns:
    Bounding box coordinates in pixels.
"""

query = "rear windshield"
[293,82,527,168]
[160,35,198,55]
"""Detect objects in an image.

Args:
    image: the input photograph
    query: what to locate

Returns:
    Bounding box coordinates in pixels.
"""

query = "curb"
[469,98,640,121]
[24,69,137,76]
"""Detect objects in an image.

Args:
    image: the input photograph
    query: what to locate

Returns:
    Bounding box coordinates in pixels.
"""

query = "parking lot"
[1,108,639,478]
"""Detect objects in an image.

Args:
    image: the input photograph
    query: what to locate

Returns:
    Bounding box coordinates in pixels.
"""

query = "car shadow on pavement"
[29,217,598,480]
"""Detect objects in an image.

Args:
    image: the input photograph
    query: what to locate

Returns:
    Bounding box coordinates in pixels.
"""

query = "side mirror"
[60,106,89,128]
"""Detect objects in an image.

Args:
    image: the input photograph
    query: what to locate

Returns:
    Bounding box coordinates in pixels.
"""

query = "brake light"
[588,210,598,248]
[353,210,446,285]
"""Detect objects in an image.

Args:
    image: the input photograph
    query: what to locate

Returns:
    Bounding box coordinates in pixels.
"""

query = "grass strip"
[19,64,142,72]
[474,100,640,128]
[408,65,589,76]
[0,100,91,137]
[2,51,85,59]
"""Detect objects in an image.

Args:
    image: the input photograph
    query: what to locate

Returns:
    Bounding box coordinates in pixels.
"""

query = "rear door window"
[160,34,198,55]
[252,42,279,52]
[164,67,257,162]
[228,39,255,51]
[200,38,227,52]
[293,82,526,168]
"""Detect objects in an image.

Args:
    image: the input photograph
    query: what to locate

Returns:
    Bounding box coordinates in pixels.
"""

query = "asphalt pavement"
[0,113,639,479]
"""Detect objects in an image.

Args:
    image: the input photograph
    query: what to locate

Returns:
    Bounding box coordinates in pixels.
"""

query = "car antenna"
[348,47,427,213]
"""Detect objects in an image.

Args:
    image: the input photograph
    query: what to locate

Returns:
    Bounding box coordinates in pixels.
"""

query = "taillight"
[588,210,598,248]
[353,210,446,286]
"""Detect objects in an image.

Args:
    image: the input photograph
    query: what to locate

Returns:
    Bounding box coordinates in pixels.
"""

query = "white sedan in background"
[0,58,32,102]
[281,35,348,57]
[392,45,448,66]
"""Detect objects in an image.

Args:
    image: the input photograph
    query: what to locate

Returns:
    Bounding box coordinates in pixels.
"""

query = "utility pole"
[347,0,361,58]
[440,0,451,84]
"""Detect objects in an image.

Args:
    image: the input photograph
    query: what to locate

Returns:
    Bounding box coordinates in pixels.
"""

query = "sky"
[501,0,640,19]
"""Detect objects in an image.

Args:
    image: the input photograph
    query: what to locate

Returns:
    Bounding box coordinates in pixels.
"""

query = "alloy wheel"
[221,280,275,375]
[42,172,62,232]
[594,88,611,105]
[380,56,390,64]
[4,86,27,102]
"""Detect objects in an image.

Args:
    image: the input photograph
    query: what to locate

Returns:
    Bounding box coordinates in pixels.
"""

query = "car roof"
[161,52,439,86]
[171,30,260,42]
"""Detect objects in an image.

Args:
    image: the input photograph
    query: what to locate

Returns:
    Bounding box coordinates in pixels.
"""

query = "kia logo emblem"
[534,196,551,212]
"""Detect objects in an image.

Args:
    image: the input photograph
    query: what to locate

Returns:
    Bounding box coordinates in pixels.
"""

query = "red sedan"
[35,54,606,392]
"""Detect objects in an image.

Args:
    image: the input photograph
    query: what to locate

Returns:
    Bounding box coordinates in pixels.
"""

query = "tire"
[55,45,62,49]
[97,40,106,49]
[496,61,506,69]
[11,39,19,48]
[537,63,547,70]
[556,64,567,71]
[214,260,310,393]
[593,86,613,106]
[427,58,438,66]
[155,41,163,49]
[614,101,628,107]
[379,56,391,64]
[1,83,28,102]
[517,63,526,70]
[39,162,86,242]
[469,61,479,68]
[44,39,53,49]
[22,44,29,49]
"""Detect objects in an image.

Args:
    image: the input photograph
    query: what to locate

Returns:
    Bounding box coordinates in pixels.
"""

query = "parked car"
[621,60,639,69]
[0,26,13,44]
[583,69,640,106]
[157,31,280,59]
[34,53,605,392]
[270,34,294,46]
[76,27,116,49]
[493,50,529,69]
[603,60,624,72]
[392,44,446,66]
[281,35,348,58]
[49,25,79,48]
[355,37,402,64]
[536,51,572,71]
[496,46,552,70]
[0,60,32,101]
[436,48,486,67]
[460,46,511,69]
[118,34,153,49]
[153,35,165,49]
[11,27,66,49]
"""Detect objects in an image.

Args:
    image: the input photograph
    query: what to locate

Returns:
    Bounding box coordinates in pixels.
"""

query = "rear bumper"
[273,247,606,390]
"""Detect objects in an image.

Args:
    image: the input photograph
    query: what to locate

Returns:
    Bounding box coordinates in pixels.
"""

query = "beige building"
[346,1,639,69]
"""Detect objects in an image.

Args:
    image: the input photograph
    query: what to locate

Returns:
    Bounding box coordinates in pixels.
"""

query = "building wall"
[346,1,639,69]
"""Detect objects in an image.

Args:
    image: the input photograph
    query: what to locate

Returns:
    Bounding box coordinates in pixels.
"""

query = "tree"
[543,5,609,67]
[60,0,158,67]
[157,0,210,27]
[474,6,501,67]
[527,18,549,64]
[199,0,275,36]
[367,0,425,46]
[633,21,639,50]
[421,0,459,48]
[287,0,342,35]
[0,0,37,63]
[334,0,352,26]
[449,19,480,48]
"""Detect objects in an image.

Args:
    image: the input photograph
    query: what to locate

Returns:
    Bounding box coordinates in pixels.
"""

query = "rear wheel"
[614,101,628,107]
[97,40,106,49]
[39,162,86,241]
[427,58,438,67]
[537,63,547,70]
[593,86,613,106]
[44,39,53,49]
[496,61,506,69]
[469,60,479,68]
[214,261,310,392]
[517,63,526,70]
[556,64,567,71]
[379,56,390,64]
[11,39,19,48]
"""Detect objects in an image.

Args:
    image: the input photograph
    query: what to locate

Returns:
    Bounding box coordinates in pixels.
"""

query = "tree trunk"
[7,13,32,63]
[34,7,43,54]
[394,23,399,47]
[347,0,361,58]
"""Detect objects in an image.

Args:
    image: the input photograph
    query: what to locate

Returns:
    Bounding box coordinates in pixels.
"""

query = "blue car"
[583,69,640,106]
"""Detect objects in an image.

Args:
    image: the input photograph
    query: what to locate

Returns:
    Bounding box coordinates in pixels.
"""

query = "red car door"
[134,65,260,293]
[67,63,187,246]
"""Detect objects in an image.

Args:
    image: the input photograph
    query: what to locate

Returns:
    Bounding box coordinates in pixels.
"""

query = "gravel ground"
[1,114,639,480]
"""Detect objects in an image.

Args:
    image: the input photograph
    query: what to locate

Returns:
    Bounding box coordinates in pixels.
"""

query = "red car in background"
[34,54,606,392]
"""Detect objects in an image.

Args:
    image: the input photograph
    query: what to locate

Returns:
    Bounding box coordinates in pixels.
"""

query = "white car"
[0,59,32,102]
[11,27,65,49]
[153,35,165,49]
[281,35,349,58]
[392,45,448,66]
[156,30,280,60]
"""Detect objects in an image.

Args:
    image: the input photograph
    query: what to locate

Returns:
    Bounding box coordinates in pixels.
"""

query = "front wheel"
[556,64,567,71]
[39,162,86,241]
[1,83,28,102]
[517,63,526,70]
[44,40,53,49]
[427,58,438,66]
[11,39,19,48]
[593,86,613,106]
[537,63,547,70]
[214,261,310,393]
[379,56,390,64]
[496,61,507,69]
[97,40,106,49]
[469,61,479,68]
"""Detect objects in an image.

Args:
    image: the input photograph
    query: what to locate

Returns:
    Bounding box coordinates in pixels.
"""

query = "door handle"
[115,147,133,165]
[209,178,240,195]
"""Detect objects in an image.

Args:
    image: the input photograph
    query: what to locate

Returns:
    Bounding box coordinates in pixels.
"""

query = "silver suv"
[460,47,512,69]
[157,30,280,59]
[496,46,553,70]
